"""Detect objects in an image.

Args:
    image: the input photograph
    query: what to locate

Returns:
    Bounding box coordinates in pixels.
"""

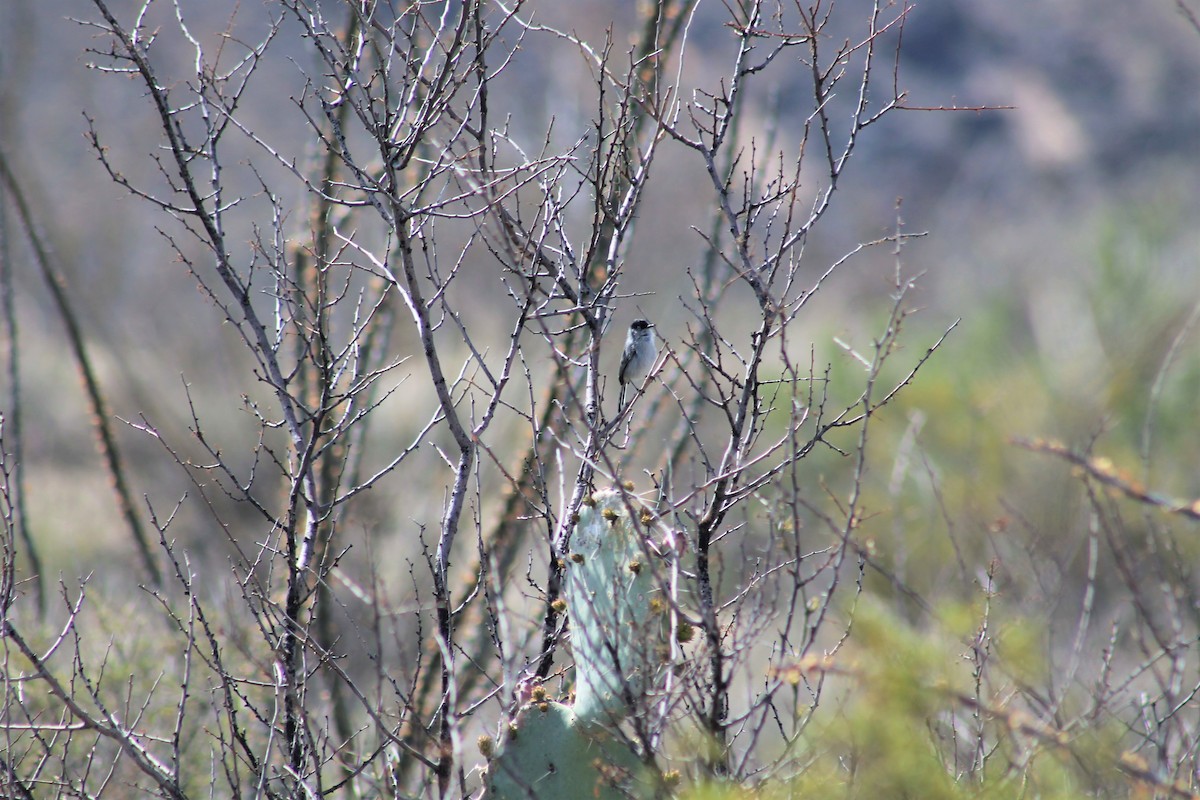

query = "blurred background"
[1,0,1199,600]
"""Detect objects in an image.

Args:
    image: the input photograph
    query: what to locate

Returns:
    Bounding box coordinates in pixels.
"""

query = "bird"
[617,319,657,412]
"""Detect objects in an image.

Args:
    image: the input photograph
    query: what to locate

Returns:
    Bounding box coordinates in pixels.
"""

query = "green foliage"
[792,205,1200,610]
[679,602,1135,800]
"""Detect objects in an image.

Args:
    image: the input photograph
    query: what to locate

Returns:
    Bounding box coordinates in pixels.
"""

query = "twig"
[0,148,160,587]
[1013,437,1200,521]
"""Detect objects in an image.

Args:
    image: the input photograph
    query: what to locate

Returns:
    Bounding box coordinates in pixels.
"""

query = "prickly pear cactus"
[566,488,674,725]
[483,699,645,800]
[483,488,678,800]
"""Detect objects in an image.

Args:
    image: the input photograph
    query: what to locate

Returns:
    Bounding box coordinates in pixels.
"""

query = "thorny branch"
[0,1,1086,798]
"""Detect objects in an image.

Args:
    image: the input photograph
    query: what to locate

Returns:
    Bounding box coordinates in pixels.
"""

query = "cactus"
[566,488,674,725]
[484,488,678,799]
[483,699,646,800]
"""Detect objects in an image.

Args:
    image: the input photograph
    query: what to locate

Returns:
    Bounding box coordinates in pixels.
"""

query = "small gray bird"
[618,319,657,411]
